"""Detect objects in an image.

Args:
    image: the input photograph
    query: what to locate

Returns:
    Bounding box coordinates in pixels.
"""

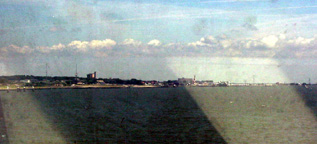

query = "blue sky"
[0,0,316,82]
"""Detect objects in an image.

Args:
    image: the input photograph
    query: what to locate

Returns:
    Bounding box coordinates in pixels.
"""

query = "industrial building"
[87,72,97,79]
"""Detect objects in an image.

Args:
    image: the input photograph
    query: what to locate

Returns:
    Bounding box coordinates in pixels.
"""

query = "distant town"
[0,71,314,90]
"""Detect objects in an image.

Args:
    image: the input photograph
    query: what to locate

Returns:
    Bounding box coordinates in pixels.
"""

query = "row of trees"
[0,76,144,86]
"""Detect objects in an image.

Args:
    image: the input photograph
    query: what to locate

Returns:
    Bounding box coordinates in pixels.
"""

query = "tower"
[75,64,78,78]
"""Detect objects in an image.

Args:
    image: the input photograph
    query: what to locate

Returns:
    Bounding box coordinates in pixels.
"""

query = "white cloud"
[36,46,50,53]
[51,43,66,50]
[68,40,89,51]
[279,34,286,40]
[203,36,217,44]
[36,43,65,53]
[188,36,217,47]
[243,39,267,49]
[261,35,279,48]
[1,34,316,58]
[15,45,33,54]
[188,40,210,47]
[121,39,142,47]
[89,39,116,49]
[3,45,34,54]
[186,33,316,58]
[147,39,162,46]
[68,39,116,52]
[288,37,314,45]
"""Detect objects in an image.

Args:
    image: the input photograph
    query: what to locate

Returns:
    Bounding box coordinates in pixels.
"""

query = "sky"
[0,0,316,83]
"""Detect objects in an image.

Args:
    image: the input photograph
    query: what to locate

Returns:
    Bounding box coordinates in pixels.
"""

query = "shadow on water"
[1,58,316,144]
[293,85,317,118]
[0,93,8,144]
[27,87,227,143]
[1,62,316,143]
[22,57,226,143]
[0,58,229,144]
[278,63,317,119]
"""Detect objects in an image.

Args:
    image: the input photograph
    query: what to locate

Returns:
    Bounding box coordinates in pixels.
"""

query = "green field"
[0,86,316,143]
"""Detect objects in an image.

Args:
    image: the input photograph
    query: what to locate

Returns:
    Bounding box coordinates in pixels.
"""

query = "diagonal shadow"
[1,57,317,143]
[0,58,227,143]
[28,87,226,143]
[277,63,317,118]
[292,85,317,117]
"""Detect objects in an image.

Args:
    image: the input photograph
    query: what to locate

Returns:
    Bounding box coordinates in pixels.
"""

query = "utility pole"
[309,78,311,85]
[252,75,255,84]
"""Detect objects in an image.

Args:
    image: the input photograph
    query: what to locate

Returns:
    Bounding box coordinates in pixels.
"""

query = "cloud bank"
[1,34,316,60]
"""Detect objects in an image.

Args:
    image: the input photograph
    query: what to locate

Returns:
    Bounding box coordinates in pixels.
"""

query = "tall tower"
[75,64,78,78]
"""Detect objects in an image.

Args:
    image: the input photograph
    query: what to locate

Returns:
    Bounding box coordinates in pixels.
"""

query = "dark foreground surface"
[0,86,316,143]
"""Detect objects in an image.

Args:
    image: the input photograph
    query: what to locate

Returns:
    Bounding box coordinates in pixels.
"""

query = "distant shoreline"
[0,84,311,92]
[0,85,159,91]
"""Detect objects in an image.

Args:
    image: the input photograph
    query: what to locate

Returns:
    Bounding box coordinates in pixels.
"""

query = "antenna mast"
[75,64,78,78]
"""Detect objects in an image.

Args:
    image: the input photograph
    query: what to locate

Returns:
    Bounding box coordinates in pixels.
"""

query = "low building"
[144,80,158,85]
[217,81,229,87]
[96,80,106,85]
[77,81,84,85]
[196,80,214,86]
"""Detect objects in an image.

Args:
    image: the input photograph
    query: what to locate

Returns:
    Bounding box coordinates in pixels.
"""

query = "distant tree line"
[102,78,143,85]
[0,75,144,85]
